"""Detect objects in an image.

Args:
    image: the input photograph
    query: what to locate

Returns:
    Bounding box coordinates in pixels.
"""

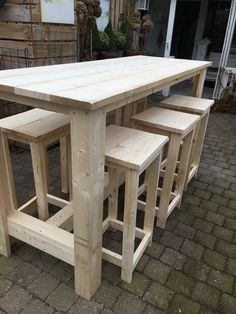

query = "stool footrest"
[102,218,152,270]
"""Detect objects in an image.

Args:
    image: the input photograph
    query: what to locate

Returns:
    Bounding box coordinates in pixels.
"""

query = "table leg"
[70,108,106,299]
[192,69,207,98]
[0,130,12,256]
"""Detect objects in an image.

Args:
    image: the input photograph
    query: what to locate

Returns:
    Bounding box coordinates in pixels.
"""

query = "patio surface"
[0,93,236,313]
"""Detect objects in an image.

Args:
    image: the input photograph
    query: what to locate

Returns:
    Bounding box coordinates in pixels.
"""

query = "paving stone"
[45,282,77,312]
[135,254,150,272]
[0,285,32,314]
[229,199,236,209]
[199,306,220,314]
[144,282,174,310]
[212,225,234,242]
[192,282,220,309]
[217,206,236,219]
[31,252,58,271]
[216,239,236,259]
[214,179,230,189]
[211,194,229,206]
[27,271,59,300]
[174,212,195,225]
[207,184,224,195]
[0,274,12,297]
[226,258,236,276]
[200,200,218,212]
[49,261,74,283]
[145,242,164,260]
[160,248,186,270]
[188,205,206,218]
[180,239,204,260]
[205,211,225,226]
[14,244,38,262]
[7,262,41,288]
[192,180,208,190]
[194,218,213,233]
[143,304,164,314]
[183,194,201,206]
[102,263,121,284]
[219,294,236,314]
[223,190,236,201]
[203,249,226,271]
[194,230,216,249]
[166,270,195,297]
[144,259,171,284]
[69,298,103,314]
[199,174,214,185]
[160,231,184,250]
[113,291,146,314]
[174,223,196,240]
[167,294,200,314]
[194,189,212,200]
[102,309,114,314]
[224,217,236,231]
[184,258,210,281]
[20,298,54,314]
[207,269,234,294]
[165,218,178,231]
[0,256,22,276]
[120,272,149,297]
[93,280,122,308]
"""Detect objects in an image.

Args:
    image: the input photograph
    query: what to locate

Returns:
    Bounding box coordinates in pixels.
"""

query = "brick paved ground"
[0,110,235,313]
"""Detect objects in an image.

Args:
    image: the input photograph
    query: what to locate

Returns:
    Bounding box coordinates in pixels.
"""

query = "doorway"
[171,1,201,59]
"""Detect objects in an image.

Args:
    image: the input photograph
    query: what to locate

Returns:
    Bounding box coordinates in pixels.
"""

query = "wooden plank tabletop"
[0,56,211,111]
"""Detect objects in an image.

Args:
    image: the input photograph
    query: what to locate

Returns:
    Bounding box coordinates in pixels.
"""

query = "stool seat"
[160,95,214,115]
[106,125,168,171]
[131,107,200,135]
[104,125,167,283]
[0,109,70,142]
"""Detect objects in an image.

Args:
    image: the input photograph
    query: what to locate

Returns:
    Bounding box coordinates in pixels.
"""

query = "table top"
[0,56,211,111]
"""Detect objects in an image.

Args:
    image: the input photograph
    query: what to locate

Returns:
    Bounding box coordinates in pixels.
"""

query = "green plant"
[92,18,101,51]
[114,31,126,49]
[99,32,109,51]
[104,21,116,52]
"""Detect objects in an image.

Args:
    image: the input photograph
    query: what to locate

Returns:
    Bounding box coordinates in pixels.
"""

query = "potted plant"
[114,31,126,57]
[92,18,101,60]
[76,0,102,61]
[99,21,117,59]
[99,32,109,55]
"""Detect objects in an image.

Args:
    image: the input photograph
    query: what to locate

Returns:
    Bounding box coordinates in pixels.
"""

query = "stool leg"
[0,131,12,256]
[60,137,69,194]
[108,167,119,220]
[176,130,194,207]
[122,168,139,283]
[144,152,162,244]
[31,141,49,221]
[157,134,181,229]
[1,133,17,209]
[191,112,209,175]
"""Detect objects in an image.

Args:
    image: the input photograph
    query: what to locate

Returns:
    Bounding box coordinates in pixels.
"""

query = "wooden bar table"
[0,56,211,299]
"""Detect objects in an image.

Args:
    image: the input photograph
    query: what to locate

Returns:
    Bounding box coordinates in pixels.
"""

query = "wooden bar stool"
[0,109,70,221]
[159,95,214,186]
[103,125,168,283]
[131,107,200,228]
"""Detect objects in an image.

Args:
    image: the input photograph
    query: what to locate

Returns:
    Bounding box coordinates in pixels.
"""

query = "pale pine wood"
[0,57,211,111]
[160,95,214,115]
[7,210,74,265]
[121,168,139,283]
[60,137,70,194]
[46,203,73,232]
[70,108,106,299]
[159,94,214,187]
[123,98,147,127]
[105,125,168,171]
[144,154,162,239]
[131,107,199,135]
[1,132,17,210]
[0,130,11,256]
[108,167,119,220]
[192,69,207,98]
[175,130,194,207]
[30,141,49,221]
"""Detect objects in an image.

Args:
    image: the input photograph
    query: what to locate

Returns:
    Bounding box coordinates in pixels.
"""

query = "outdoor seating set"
[0,56,212,299]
